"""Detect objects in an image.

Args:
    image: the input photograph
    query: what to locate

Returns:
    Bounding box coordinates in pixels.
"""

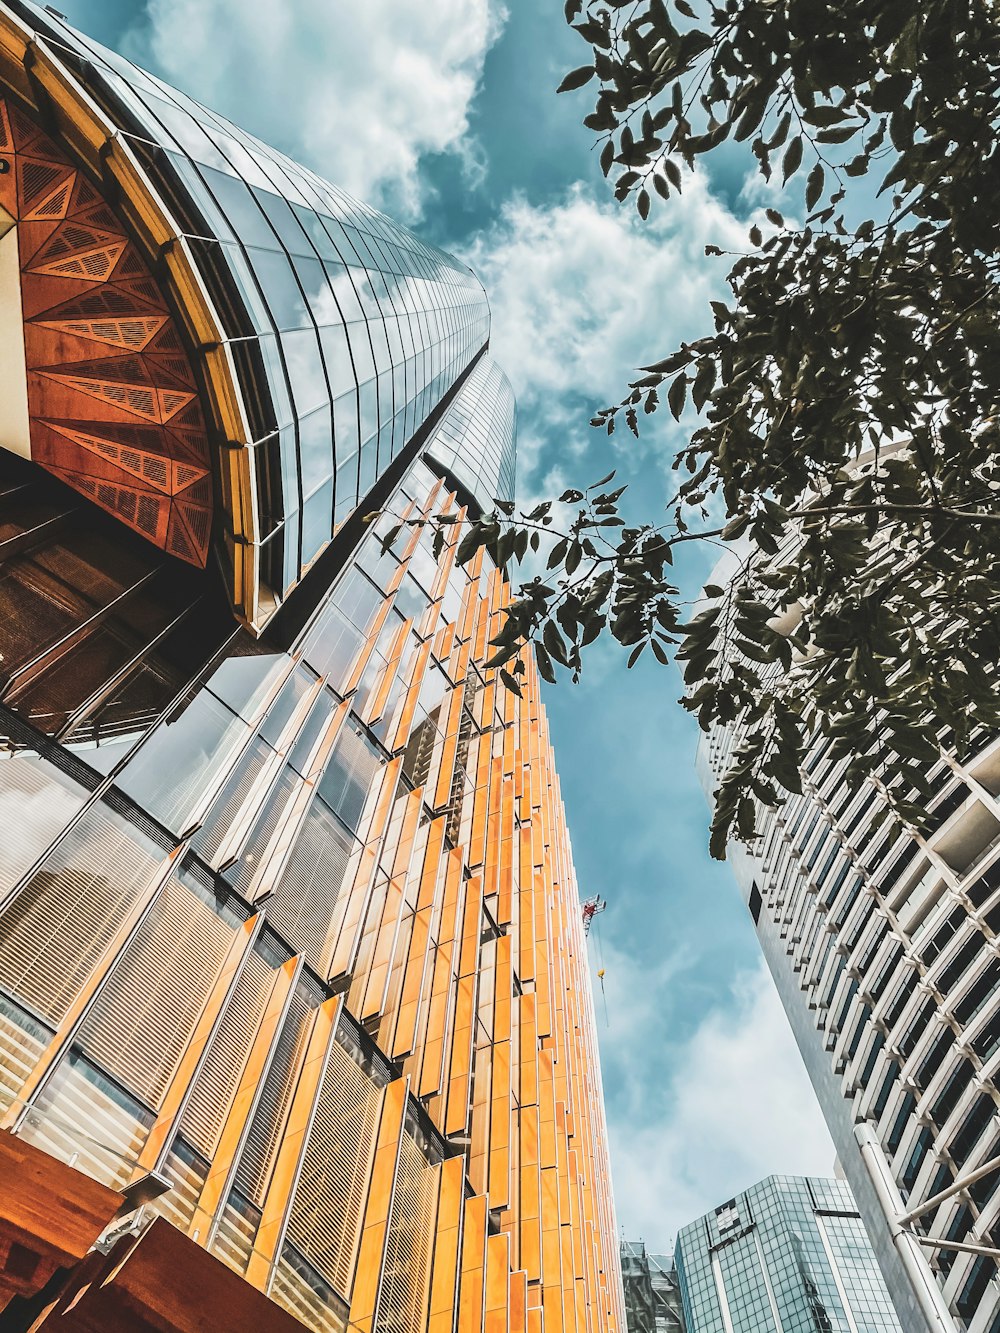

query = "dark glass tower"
[0,5,623,1333]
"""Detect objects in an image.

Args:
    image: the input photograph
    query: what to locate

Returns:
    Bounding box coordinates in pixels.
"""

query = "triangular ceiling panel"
[22,175,74,222]
[27,284,165,324]
[30,239,128,283]
[7,103,45,152]
[3,94,213,567]
[34,313,167,352]
[16,156,67,212]
[39,420,175,493]
[29,219,126,269]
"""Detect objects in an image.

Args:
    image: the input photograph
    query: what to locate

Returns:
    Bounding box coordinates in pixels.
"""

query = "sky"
[57,0,836,1252]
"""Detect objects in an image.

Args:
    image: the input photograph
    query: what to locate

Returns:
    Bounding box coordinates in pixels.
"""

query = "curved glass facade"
[422,355,516,514]
[2,0,493,627]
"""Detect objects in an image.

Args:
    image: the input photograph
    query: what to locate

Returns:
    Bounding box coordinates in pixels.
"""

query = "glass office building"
[674,1176,902,1333]
[0,6,625,1333]
[701,534,1000,1332]
[621,1240,686,1333]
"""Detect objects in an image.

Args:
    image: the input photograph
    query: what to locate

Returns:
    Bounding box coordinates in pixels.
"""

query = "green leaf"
[557,65,595,93]
[668,373,688,420]
[781,135,802,182]
[805,161,825,210]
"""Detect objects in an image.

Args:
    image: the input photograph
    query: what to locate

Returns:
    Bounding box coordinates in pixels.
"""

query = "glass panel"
[116,688,251,832]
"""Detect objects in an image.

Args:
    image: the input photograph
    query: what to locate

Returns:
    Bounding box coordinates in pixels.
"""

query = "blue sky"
[61,0,835,1249]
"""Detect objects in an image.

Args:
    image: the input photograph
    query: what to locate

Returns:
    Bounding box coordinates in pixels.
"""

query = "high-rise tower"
[0,6,623,1333]
[674,1175,902,1333]
[701,545,1000,1332]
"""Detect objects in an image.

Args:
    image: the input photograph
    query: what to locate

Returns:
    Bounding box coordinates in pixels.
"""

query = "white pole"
[854,1124,960,1333]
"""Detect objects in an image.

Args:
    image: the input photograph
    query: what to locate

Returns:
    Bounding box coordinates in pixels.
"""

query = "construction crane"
[581,895,606,936]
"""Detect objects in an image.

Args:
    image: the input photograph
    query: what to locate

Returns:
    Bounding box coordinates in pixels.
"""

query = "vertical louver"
[375,1128,438,1333]
[78,870,241,1106]
[233,976,321,1205]
[284,1030,382,1297]
[0,802,165,1022]
[179,946,276,1157]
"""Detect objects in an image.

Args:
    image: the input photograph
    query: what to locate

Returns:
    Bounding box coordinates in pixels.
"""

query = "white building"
[700,574,1000,1333]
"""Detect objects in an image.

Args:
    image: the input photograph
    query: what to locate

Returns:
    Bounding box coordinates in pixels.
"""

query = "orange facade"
[0,464,624,1333]
[0,11,623,1329]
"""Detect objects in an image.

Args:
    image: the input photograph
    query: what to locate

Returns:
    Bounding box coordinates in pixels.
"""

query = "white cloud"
[464,178,760,497]
[598,954,835,1250]
[127,0,507,216]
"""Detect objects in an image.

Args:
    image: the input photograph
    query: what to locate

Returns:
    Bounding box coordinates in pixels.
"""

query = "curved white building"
[700,587,1000,1333]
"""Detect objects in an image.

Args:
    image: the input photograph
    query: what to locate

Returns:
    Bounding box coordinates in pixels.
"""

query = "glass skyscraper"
[674,1176,902,1333]
[0,5,623,1333]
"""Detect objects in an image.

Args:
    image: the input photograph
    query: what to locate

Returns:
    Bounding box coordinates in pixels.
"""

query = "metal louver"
[0,802,164,1023]
[78,871,238,1107]
[0,990,51,1116]
[179,946,276,1157]
[0,754,88,896]
[233,978,319,1205]
[20,1047,153,1190]
[155,1136,210,1232]
[264,796,354,973]
[192,736,274,866]
[284,1032,382,1298]
[374,1129,437,1333]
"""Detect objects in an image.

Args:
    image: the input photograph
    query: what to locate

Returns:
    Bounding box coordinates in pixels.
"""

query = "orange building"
[0,5,624,1333]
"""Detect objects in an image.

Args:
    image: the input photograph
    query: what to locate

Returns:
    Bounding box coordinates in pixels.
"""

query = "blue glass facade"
[7,0,506,628]
[674,1176,902,1333]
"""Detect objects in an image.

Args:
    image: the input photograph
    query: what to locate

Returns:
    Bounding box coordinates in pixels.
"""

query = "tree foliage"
[426,0,1000,857]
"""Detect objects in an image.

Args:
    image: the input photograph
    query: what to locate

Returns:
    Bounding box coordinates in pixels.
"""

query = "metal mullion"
[0,508,75,563]
[2,565,162,699]
[53,597,201,743]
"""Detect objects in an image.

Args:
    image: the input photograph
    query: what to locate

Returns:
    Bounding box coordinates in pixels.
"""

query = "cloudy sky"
[61,0,835,1251]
